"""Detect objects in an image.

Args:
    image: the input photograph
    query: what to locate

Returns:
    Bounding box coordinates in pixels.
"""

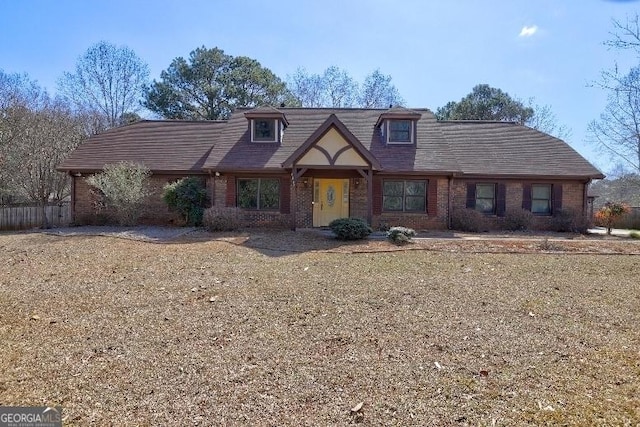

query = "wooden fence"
[0,203,71,230]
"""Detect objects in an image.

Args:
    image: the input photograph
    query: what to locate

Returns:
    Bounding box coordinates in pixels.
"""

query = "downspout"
[291,169,297,231]
[69,171,76,225]
[447,175,453,229]
[583,179,591,218]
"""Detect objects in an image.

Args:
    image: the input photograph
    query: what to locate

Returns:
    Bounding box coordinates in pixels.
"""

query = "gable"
[296,127,369,167]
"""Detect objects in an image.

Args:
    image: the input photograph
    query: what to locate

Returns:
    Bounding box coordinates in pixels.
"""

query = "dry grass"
[1,230,639,426]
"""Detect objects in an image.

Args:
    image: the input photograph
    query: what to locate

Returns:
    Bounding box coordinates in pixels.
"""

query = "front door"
[313,179,349,227]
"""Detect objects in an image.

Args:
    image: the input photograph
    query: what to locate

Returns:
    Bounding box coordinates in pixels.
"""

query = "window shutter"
[372,177,382,215]
[496,183,507,217]
[225,176,236,207]
[280,176,290,214]
[522,183,532,211]
[465,183,476,209]
[552,184,563,212]
[427,179,438,215]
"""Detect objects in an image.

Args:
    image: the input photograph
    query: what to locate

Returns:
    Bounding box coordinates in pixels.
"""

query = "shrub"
[451,208,489,232]
[630,230,640,239]
[549,209,589,233]
[502,208,534,231]
[594,201,631,235]
[203,206,241,232]
[329,217,372,240]
[387,226,416,244]
[163,177,208,226]
[86,161,151,226]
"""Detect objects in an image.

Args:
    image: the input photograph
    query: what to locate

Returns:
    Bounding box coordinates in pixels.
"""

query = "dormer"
[244,106,289,143]
[375,107,422,145]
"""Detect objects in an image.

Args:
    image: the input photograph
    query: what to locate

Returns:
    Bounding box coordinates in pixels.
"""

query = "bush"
[502,208,534,231]
[163,177,208,226]
[594,202,631,234]
[86,161,151,226]
[203,206,241,231]
[329,217,372,240]
[630,231,640,239]
[451,208,489,232]
[550,209,589,233]
[387,226,416,244]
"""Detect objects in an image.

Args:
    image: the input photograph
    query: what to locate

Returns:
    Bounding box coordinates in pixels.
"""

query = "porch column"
[367,169,373,225]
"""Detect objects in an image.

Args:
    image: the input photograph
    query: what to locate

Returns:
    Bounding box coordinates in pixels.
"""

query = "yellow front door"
[313,179,349,227]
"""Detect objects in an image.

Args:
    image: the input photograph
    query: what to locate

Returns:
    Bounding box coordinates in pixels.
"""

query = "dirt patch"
[1,231,639,425]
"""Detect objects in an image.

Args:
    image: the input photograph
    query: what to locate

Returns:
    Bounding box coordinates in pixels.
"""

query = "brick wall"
[451,179,587,230]
[372,177,449,230]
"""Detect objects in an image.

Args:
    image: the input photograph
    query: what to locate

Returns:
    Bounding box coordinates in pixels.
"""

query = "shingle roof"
[58,120,225,173]
[440,121,604,179]
[59,109,604,180]
[203,107,460,174]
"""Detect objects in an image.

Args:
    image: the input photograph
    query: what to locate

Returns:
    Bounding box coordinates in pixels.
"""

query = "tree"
[144,46,295,120]
[525,99,571,140]
[163,177,208,226]
[588,66,640,173]
[435,84,534,123]
[58,41,149,132]
[359,69,404,108]
[86,161,152,226]
[287,67,404,108]
[0,72,84,226]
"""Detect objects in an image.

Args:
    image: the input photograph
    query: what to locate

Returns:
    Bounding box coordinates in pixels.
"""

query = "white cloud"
[519,25,538,37]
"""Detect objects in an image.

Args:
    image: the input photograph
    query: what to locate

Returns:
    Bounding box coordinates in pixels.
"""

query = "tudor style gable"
[282,114,381,170]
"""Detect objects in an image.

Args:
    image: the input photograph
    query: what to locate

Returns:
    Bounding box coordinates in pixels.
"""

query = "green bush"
[329,217,372,240]
[163,177,208,226]
[502,208,534,231]
[630,231,640,239]
[203,206,240,231]
[86,161,152,226]
[387,226,417,244]
[451,208,489,232]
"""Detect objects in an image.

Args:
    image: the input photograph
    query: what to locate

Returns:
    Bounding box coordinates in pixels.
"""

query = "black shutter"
[522,183,532,211]
[553,184,563,212]
[465,183,476,209]
[496,183,506,217]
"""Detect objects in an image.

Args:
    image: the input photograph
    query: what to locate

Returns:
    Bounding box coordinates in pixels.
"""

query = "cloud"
[519,25,538,37]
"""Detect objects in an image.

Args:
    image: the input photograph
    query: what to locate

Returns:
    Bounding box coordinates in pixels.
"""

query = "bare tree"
[525,99,571,140]
[58,41,149,131]
[588,66,640,173]
[287,67,404,108]
[2,95,84,226]
[359,69,404,108]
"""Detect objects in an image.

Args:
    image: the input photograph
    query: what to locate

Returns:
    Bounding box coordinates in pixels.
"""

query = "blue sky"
[1,0,639,175]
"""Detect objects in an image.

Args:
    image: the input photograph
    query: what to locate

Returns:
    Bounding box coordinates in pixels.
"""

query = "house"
[58,106,604,230]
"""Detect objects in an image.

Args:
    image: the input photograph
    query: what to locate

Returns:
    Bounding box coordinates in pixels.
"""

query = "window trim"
[250,119,278,143]
[386,119,414,144]
[382,179,427,212]
[531,183,552,215]
[236,177,280,210]
[475,183,496,215]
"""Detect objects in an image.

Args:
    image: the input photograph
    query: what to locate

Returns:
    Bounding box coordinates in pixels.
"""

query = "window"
[237,178,280,210]
[252,119,276,142]
[475,183,496,214]
[531,184,552,214]
[388,120,413,143]
[383,180,426,212]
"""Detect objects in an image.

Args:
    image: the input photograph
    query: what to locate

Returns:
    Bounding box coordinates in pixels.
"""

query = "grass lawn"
[1,231,639,425]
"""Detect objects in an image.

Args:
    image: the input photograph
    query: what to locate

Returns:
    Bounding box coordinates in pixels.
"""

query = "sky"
[1,0,640,176]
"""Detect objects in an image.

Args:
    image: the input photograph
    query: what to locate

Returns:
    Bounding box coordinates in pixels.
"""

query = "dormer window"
[244,106,289,143]
[375,107,421,145]
[252,119,277,142]
[389,120,412,143]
